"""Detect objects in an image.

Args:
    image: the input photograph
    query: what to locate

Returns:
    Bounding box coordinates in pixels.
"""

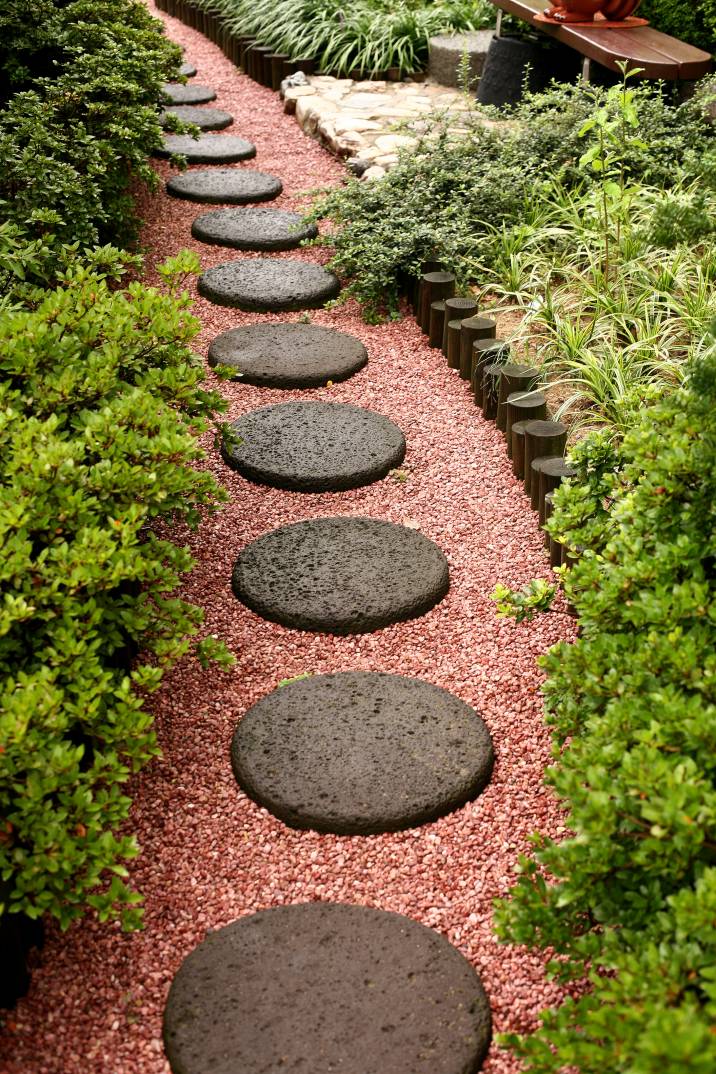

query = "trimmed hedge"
[494,348,716,1072]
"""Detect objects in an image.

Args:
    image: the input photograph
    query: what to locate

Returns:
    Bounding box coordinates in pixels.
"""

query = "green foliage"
[0,248,229,930]
[313,79,715,320]
[639,0,713,51]
[492,579,557,624]
[198,0,493,76]
[0,0,182,249]
[493,344,716,1072]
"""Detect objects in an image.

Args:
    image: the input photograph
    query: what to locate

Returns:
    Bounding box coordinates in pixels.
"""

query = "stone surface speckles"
[231,671,494,833]
[198,258,340,311]
[207,322,367,387]
[161,81,216,105]
[160,105,233,130]
[163,904,492,1074]
[166,168,282,204]
[191,207,317,251]
[156,134,256,163]
[232,516,450,633]
[221,402,405,491]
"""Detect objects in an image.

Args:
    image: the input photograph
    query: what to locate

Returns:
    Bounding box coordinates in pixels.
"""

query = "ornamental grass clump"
[493,343,716,1072]
[0,244,229,930]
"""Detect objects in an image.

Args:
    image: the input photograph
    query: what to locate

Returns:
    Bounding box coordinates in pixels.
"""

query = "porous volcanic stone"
[198,258,340,311]
[207,322,367,387]
[232,517,449,633]
[179,61,197,78]
[231,671,494,833]
[222,402,405,491]
[166,168,283,205]
[160,105,234,130]
[191,207,317,251]
[156,134,256,163]
[161,82,217,105]
[163,903,492,1074]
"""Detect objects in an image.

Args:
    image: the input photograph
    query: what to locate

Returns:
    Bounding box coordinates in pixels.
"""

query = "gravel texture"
[207,322,368,387]
[156,133,256,162]
[198,258,340,310]
[232,516,450,633]
[221,401,406,491]
[0,8,576,1074]
[191,207,317,251]
[160,105,233,130]
[166,168,283,204]
[231,672,494,834]
[163,903,492,1074]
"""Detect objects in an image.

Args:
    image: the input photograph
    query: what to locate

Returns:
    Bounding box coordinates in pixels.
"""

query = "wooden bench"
[491,0,712,81]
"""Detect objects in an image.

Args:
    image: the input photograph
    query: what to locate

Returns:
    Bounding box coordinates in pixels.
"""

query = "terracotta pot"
[546,0,602,21]
[601,0,642,17]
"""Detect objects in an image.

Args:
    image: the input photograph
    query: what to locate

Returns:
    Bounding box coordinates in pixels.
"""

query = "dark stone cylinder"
[459,317,496,380]
[530,455,562,511]
[428,300,447,348]
[419,272,455,333]
[446,320,464,371]
[270,54,289,91]
[497,363,537,433]
[505,390,547,454]
[442,297,478,358]
[523,421,567,496]
[538,457,576,524]
[511,419,531,480]
[472,339,509,407]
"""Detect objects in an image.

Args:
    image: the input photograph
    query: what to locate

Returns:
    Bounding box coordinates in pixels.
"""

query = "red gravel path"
[0,9,576,1073]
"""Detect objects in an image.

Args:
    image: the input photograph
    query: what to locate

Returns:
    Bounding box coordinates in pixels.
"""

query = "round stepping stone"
[179,61,197,78]
[222,402,405,491]
[208,322,367,387]
[156,134,257,164]
[162,82,216,105]
[232,517,450,633]
[232,671,494,833]
[160,105,233,131]
[198,258,340,312]
[166,168,283,205]
[163,903,492,1074]
[192,207,317,251]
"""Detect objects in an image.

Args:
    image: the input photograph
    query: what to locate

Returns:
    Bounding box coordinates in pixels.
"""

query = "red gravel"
[0,8,577,1073]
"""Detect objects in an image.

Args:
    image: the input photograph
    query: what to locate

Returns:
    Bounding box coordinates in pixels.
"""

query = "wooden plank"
[490,0,712,79]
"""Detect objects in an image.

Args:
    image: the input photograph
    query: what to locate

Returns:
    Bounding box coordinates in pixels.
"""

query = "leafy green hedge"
[0,0,181,250]
[639,0,715,51]
[493,348,716,1072]
[0,3,229,931]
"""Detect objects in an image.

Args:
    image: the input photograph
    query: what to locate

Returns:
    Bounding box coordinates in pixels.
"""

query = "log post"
[511,419,531,479]
[523,420,567,496]
[497,364,537,433]
[270,54,289,90]
[481,362,504,421]
[505,390,547,454]
[472,339,510,407]
[428,300,447,348]
[530,456,563,511]
[459,317,496,380]
[418,272,455,333]
[538,458,576,525]
[442,297,478,357]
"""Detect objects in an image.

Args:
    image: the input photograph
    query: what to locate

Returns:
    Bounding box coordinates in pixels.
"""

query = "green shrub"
[312,80,715,319]
[0,244,229,930]
[199,0,493,76]
[639,0,712,50]
[492,345,716,1072]
[0,0,182,249]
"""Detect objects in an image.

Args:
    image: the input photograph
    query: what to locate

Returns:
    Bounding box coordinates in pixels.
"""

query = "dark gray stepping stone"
[164,903,491,1074]
[192,208,317,251]
[156,135,257,164]
[162,82,216,105]
[232,671,494,833]
[160,106,233,131]
[199,259,339,312]
[179,61,197,78]
[208,322,367,387]
[166,168,282,205]
[232,517,449,634]
[222,402,405,491]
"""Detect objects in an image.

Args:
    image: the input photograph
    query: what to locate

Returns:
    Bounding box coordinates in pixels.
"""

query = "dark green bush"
[313,80,715,319]
[0,0,181,249]
[639,0,713,51]
[0,243,228,930]
[493,345,716,1072]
